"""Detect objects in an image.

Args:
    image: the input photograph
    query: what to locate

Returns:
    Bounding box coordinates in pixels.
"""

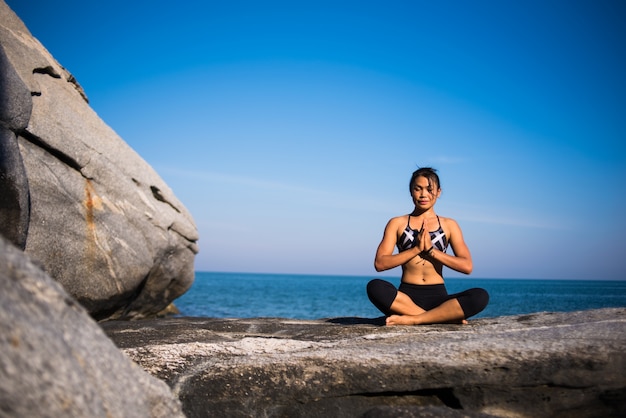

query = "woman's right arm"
[374,218,420,272]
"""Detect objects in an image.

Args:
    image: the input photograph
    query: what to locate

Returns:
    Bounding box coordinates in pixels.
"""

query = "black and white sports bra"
[397,215,448,253]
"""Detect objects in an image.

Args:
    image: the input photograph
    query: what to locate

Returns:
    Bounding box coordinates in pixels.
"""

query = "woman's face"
[411,176,441,209]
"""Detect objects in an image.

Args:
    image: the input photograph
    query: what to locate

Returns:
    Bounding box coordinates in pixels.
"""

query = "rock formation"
[0,234,185,417]
[103,310,626,418]
[0,1,198,320]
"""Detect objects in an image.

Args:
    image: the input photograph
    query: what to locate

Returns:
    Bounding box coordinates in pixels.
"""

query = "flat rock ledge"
[102,308,626,418]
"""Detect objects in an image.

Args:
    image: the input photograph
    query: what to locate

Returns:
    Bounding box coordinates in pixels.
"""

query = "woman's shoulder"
[438,215,463,234]
[437,214,456,223]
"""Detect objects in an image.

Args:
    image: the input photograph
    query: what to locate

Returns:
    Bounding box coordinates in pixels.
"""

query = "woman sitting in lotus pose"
[367,167,489,326]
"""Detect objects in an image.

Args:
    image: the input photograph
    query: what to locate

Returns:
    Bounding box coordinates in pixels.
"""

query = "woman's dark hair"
[409,167,441,194]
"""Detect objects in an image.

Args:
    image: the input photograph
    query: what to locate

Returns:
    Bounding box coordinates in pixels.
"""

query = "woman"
[367,167,488,325]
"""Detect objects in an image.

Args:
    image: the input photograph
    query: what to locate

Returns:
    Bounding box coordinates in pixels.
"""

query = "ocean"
[175,272,626,320]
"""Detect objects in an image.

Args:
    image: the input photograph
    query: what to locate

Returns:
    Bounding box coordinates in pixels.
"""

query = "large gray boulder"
[0,234,185,417]
[0,1,198,320]
[103,310,626,418]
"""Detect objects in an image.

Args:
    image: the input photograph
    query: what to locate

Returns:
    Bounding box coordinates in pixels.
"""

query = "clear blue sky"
[8,0,625,280]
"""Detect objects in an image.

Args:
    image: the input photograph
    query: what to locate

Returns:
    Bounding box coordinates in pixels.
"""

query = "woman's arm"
[374,217,420,272]
[429,218,473,274]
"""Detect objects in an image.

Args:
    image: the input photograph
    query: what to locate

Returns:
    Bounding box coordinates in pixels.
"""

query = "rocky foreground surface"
[103,308,626,418]
[0,235,185,417]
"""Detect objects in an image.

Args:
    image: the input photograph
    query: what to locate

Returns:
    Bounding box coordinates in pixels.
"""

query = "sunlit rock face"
[0,1,198,320]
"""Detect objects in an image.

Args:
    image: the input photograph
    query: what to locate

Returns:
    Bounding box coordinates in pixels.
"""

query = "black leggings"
[367,279,489,318]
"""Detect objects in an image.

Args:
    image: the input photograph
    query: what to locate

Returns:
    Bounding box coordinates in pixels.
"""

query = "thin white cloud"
[455,213,571,230]
[160,167,394,213]
[164,168,306,193]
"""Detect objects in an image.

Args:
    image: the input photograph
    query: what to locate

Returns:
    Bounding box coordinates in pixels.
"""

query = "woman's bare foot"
[386,315,419,326]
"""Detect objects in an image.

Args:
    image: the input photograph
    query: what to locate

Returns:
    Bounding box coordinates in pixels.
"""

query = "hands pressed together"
[415,218,434,259]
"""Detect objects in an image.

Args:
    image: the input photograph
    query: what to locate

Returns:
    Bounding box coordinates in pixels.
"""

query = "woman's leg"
[386,287,489,326]
[367,279,426,316]
[369,280,479,325]
[387,291,427,316]
[386,298,465,325]
[452,288,489,318]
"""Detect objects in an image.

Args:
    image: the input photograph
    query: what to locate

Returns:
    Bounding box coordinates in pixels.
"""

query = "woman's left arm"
[429,218,473,274]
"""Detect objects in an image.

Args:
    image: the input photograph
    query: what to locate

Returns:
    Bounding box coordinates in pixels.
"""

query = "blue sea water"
[175,272,626,320]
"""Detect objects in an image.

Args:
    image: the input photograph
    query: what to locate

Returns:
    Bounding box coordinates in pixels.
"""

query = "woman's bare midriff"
[401,257,445,285]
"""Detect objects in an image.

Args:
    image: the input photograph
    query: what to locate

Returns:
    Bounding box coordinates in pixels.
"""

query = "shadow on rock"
[326,316,387,326]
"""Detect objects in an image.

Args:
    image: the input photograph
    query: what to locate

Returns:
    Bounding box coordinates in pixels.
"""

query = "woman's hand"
[418,218,433,253]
